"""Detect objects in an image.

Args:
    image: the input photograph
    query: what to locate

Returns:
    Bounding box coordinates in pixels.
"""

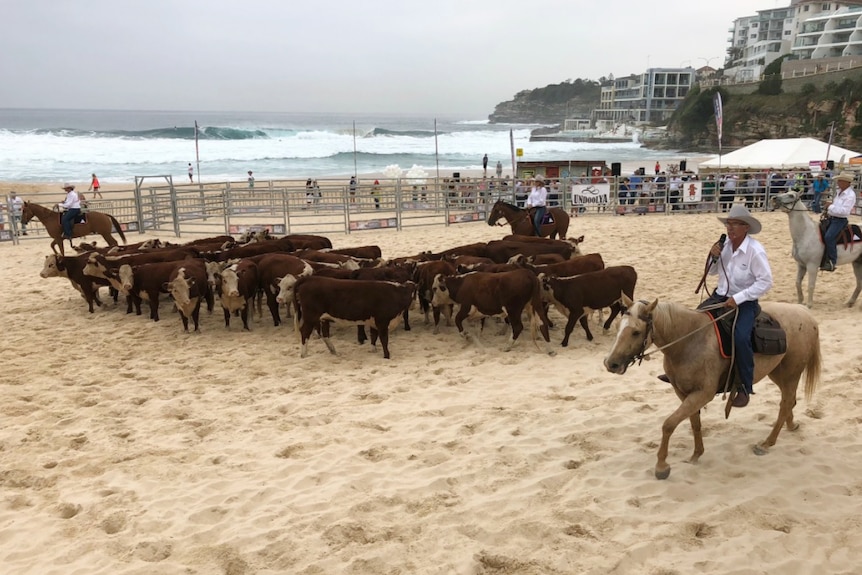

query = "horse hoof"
[787,422,800,432]
[752,444,769,456]
[654,466,671,480]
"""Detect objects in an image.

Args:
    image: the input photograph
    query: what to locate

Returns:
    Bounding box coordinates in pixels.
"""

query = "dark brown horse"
[487,200,569,239]
[21,201,127,256]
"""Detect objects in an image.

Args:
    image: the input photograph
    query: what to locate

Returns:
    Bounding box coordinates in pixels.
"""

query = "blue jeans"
[823,216,847,265]
[532,206,546,235]
[811,191,822,213]
[733,300,758,395]
[61,208,80,238]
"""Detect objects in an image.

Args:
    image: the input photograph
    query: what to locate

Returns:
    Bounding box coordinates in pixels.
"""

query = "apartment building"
[592,68,695,129]
[726,1,862,81]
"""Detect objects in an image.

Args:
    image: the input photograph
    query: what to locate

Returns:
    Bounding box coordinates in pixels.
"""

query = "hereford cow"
[217,259,260,330]
[253,253,313,327]
[163,260,210,332]
[485,239,574,263]
[40,253,117,313]
[431,269,554,355]
[415,259,456,333]
[539,265,638,346]
[294,275,416,359]
[524,252,605,278]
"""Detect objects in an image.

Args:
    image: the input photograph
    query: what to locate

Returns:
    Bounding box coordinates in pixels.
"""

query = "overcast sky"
[0,0,770,116]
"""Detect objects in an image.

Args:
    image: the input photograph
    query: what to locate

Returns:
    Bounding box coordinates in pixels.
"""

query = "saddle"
[818,219,862,247]
[526,207,554,225]
[700,304,787,358]
[57,212,87,226]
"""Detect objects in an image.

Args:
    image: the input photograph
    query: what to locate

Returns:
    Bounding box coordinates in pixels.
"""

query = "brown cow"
[164,260,210,332]
[284,234,333,250]
[294,275,416,359]
[293,249,360,270]
[200,236,295,262]
[525,253,605,278]
[485,239,574,263]
[539,265,638,346]
[431,269,554,355]
[83,248,200,296]
[252,253,313,327]
[40,253,117,313]
[123,260,206,321]
[503,233,585,253]
[327,245,383,260]
[217,259,260,330]
[415,260,456,333]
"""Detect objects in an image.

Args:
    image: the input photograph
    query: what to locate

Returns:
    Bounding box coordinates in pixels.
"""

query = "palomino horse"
[487,200,570,239]
[772,190,862,308]
[604,294,821,480]
[21,201,127,256]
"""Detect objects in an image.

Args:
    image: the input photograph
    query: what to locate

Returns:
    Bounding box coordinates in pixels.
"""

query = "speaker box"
[452,172,460,180]
[680,160,688,172]
[639,167,645,175]
[611,162,622,176]
[826,160,835,171]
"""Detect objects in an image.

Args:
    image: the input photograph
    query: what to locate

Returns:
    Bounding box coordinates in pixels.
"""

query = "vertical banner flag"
[510,129,516,181]
[713,93,723,152]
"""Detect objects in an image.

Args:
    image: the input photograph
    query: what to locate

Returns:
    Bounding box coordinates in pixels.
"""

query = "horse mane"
[652,300,709,332]
[496,200,523,212]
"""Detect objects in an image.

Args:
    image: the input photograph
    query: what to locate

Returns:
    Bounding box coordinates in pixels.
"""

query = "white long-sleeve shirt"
[59,190,81,210]
[709,234,773,304]
[827,186,856,218]
[526,186,547,207]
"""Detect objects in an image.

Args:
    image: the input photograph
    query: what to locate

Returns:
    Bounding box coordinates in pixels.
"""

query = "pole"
[434,118,440,183]
[825,121,835,169]
[194,120,201,184]
[510,129,516,181]
[353,121,358,177]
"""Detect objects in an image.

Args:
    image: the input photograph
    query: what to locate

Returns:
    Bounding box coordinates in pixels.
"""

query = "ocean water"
[0,109,689,184]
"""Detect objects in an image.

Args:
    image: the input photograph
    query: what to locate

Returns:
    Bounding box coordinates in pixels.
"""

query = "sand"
[2,200,861,574]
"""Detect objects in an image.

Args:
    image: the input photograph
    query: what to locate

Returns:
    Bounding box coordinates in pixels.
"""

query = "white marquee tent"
[698,137,861,170]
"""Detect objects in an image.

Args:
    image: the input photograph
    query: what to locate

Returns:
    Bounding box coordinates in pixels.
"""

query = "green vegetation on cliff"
[488,79,601,124]
[668,73,862,151]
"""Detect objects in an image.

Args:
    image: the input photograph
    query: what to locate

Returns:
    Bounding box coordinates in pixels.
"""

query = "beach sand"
[2,198,861,574]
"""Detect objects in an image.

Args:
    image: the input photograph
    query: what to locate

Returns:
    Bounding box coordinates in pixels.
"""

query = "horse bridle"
[619,302,736,370]
[773,192,804,212]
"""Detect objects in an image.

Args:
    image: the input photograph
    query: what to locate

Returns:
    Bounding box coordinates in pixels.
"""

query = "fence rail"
[3,173,853,244]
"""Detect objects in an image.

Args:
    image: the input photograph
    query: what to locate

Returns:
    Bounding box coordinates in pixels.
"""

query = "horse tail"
[803,332,821,402]
[107,214,128,245]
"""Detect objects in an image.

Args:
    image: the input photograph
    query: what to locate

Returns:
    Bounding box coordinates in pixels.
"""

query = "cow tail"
[293,283,303,335]
[108,214,128,244]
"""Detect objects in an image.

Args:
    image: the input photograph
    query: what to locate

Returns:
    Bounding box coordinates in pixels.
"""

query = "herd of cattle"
[39,230,638,359]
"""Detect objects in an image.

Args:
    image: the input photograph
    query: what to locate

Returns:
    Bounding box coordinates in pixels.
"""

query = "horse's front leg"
[655,391,713,480]
[688,411,704,464]
[846,262,862,307]
[794,262,807,305]
[804,262,818,308]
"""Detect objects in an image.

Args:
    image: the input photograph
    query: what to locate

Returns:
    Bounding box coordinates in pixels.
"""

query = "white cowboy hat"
[717,204,762,234]
[834,171,855,183]
[61,182,75,190]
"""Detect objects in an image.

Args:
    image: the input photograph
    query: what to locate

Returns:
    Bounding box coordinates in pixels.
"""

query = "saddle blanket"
[702,307,786,358]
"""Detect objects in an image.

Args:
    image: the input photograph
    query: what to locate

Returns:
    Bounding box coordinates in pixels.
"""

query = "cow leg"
[454,307,472,342]
[110,287,119,304]
[561,313,579,347]
[148,293,160,321]
[241,302,251,331]
[222,307,231,328]
[299,316,316,358]
[370,326,379,353]
[602,302,623,332]
[180,311,190,332]
[402,308,410,331]
[376,322,391,359]
[192,301,202,333]
[321,321,337,355]
[504,308,524,352]
[266,291,281,326]
[579,313,594,341]
[357,326,368,344]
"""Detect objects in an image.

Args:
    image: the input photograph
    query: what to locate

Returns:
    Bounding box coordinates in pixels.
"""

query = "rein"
[624,304,736,369]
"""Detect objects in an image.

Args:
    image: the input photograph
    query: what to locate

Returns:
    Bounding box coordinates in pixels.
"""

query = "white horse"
[772,190,862,308]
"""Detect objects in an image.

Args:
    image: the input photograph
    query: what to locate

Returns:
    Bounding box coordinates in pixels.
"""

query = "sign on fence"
[229,223,286,235]
[448,212,486,224]
[571,183,611,207]
[349,217,397,231]
[682,181,703,202]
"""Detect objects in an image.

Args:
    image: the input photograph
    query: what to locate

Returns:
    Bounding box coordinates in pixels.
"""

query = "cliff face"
[664,84,862,152]
[488,80,602,124]
[489,95,597,124]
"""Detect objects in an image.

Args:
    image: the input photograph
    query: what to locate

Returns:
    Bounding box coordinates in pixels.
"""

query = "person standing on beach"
[482,154,489,177]
[247,171,255,189]
[188,163,194,183]
[88,173,102,199]
[9,192,26,235]
[371,179,381,209]
[654,161,661,175]
[349,176,357,204]
[495,161,503,179]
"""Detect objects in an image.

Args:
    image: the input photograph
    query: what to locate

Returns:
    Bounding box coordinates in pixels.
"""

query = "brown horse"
[604,295,821,480]
[487,200,569,239]
[21,201,127,256]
